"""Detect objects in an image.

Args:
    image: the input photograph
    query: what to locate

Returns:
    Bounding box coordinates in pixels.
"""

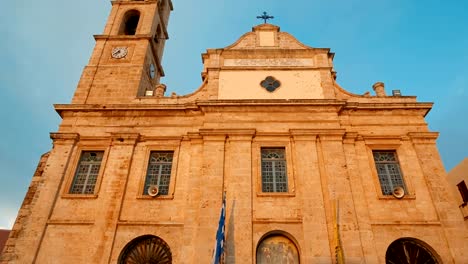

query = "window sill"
[257,192,296,198]
[377,194,416,200]
[61,194,99,199]
[137,195,174,200]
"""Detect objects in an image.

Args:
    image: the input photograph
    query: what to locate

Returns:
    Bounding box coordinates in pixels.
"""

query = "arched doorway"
[256,233,300,264]
[118,235,172,264]
[386,238,440,264]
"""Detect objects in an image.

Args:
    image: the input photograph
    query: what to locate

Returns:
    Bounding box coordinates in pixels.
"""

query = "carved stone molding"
[50,132,80,143]
[408,132,439,144]
[111,133,140,145]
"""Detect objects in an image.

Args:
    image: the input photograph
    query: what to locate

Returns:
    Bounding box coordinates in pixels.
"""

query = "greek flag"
[211,193,226,264]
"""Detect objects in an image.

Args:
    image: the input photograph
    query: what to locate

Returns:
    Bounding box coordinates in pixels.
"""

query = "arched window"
[120,10,140,35]
[386,238,441,264]
[256,233,300,264]
[118,235,172,264]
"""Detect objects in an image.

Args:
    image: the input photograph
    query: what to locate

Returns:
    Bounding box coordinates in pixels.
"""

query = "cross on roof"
[257,11,274,24]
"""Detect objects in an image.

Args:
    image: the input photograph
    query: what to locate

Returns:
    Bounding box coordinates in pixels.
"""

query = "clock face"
[149,63,156,79]
[111,47,128,59]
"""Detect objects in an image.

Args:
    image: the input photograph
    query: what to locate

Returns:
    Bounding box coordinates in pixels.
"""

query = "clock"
[149,63,156,79]
[111,47,128,59]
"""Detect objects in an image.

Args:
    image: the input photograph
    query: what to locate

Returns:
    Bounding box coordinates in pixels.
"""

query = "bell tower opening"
[120,10,140,35]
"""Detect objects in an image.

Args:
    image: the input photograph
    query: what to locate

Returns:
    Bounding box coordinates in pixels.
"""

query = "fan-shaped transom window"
[256,235,299,264]
[118,235,172,264]
[386,238,440,264]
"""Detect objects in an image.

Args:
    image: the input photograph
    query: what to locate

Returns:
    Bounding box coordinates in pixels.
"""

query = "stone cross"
[257,12,274,24]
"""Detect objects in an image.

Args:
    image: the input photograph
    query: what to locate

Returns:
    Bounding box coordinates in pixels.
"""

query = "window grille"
[373,150,407,195]
[69,151,104,194]
[261,148,288,192]
[386,238,440,264]
[457,181,468,204]
[144,151,174,195]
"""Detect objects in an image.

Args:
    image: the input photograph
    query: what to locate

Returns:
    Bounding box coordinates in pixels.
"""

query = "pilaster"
[409,132,468,263]
[290,131,331,263]
[342,133,378,264]
[224,130,255,264]
[317,131,364,263]
[193,130,227,263]
[90,133,140,263]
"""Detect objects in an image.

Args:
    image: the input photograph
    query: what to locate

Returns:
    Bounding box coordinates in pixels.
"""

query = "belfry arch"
[120,9,140,35]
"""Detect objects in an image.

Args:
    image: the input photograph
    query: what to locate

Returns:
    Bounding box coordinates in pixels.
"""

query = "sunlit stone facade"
[2,0,467,263]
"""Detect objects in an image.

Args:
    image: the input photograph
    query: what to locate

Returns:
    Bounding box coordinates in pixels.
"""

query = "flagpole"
[335,200,345,264]
[211,191,226,264]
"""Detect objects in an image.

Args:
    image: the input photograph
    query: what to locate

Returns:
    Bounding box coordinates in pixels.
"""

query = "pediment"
[224,24,314,50]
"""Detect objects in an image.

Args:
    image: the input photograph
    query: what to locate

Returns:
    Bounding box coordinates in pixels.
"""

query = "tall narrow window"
[261,148,288,192]
[457,181,468,204]
[143,151,174,196]
[69,151,104,194]
[121,10,140,35]
[373,150,407,195]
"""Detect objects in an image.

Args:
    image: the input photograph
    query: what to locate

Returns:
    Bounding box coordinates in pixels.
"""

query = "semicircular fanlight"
[119,235,172,264]
[386,238,439,264]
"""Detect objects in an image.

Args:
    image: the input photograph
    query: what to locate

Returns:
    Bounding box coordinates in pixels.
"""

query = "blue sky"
[1,0,467,229]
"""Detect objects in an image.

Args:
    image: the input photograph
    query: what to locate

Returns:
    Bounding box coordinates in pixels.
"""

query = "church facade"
[2,0,467,263]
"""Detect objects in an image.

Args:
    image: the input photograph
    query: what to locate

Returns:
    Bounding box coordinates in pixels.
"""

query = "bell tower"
[72,0,173,104]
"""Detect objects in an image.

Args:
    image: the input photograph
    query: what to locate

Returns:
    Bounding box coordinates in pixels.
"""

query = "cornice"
[199,128,256,137]
[408,132,439,144]
[54,104,200,117]
[196,99,346,107]
[111,0,157,6]
[217,66,333,71]
[94,34,153,41]
[343,102,433,116]
[55,100,434,118]
[50,132,80,142]
[111,133,140,145]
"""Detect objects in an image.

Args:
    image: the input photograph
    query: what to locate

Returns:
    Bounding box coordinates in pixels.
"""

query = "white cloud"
[0,205,18,230]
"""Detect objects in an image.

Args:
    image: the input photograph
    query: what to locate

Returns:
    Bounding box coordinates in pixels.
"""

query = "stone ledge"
[370,221,441,226]
[117,221,184,226]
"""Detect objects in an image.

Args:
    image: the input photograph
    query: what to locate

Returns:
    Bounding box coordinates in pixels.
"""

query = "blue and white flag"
[211,193,226,264]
